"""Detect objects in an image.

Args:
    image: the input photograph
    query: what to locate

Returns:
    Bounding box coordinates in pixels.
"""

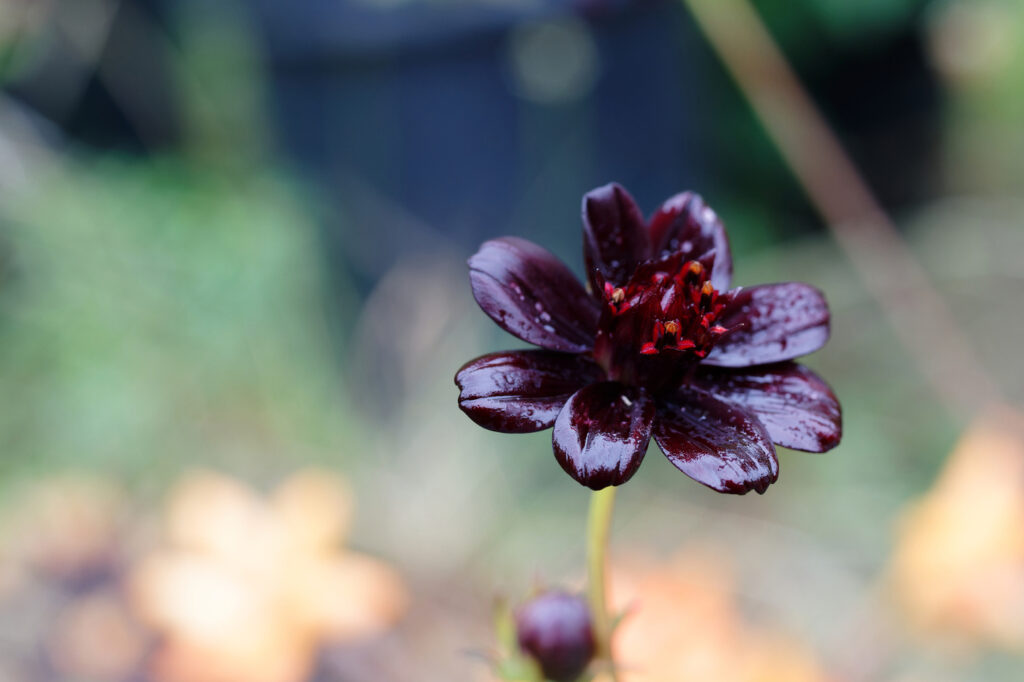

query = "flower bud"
[515,591,595,682]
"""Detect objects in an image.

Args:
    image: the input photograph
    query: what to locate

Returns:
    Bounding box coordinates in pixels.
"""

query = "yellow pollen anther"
[688,261,703,276]
[701,281,714,297]
[611,287,625,304]
[664,320,681,336]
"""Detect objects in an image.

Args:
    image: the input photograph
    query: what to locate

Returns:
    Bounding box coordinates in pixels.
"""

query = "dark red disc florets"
[593,253,731,392]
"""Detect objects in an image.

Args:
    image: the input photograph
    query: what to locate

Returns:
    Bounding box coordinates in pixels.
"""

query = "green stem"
[586,486,618,679]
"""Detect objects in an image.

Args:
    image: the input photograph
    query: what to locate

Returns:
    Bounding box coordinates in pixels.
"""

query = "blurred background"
[1,0,1023,680]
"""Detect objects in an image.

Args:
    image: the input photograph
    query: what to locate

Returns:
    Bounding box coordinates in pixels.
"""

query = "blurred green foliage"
[0,159,353,481]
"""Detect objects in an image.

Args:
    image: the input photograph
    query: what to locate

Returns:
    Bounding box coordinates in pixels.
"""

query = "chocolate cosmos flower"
[456,183,841,493]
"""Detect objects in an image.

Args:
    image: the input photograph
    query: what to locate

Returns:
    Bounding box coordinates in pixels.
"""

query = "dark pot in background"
[251,0,944,293]
[251,0,711,291]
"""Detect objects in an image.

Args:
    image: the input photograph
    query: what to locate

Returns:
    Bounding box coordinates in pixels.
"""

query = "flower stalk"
[586,486,618,679]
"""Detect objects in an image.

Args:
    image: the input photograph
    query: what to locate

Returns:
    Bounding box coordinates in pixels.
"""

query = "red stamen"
[594,254,727,375]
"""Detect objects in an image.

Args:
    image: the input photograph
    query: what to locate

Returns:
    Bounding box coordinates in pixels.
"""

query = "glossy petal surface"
[693,363,841,452]
[654,390,778,494]
[456,351,605,433]
[648,192,732,291]
[704,283,829,367]
[582,183,649,294]
[469,237,600,352]
[553,382,655,490]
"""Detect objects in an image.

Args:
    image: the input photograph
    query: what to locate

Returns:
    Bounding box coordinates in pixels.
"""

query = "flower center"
[592,255,729,392]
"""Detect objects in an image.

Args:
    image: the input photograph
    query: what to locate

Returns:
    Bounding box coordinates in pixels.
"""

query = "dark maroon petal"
[582,183,649,294]
[653,389,778,494]
[469,237,600,352]
[693,363,841,452]
[455,351,604,433]
[647,192,732,291]
[704,283,830,367]
[552,382,655,490]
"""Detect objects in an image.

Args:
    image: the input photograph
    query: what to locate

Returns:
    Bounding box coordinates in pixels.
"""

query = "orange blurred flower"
[611,550,829,682]
[889,408,1024,648]
[129,469,407,682]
